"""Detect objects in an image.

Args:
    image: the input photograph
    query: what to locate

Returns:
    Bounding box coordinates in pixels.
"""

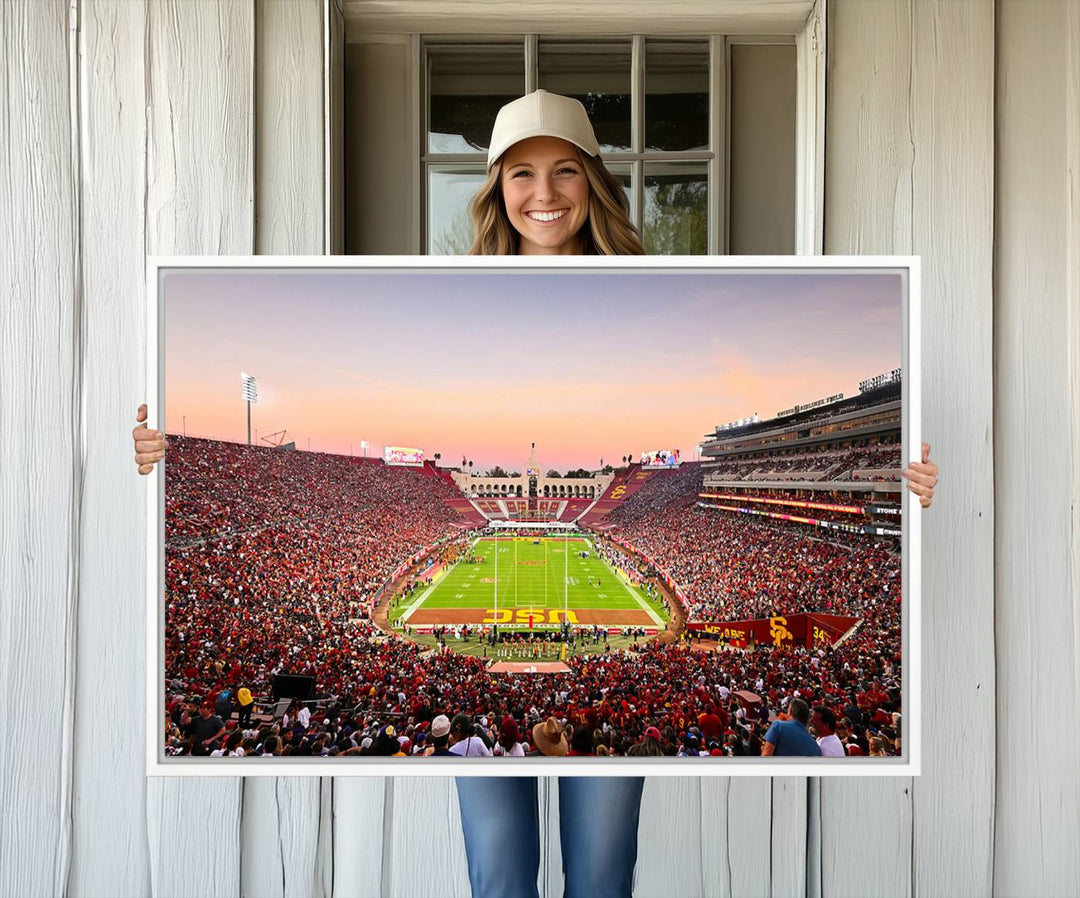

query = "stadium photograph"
[156,264,910,768]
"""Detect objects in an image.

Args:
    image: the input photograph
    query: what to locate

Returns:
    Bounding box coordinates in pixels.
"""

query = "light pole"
[241,373,258,445]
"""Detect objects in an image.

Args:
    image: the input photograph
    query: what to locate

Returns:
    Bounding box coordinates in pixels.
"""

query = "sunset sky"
[163,269,902,472]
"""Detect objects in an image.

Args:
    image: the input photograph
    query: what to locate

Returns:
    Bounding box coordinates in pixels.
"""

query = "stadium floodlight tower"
[241,373,258,445]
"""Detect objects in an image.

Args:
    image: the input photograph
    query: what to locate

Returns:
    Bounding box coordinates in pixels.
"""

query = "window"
[422,36,796,256]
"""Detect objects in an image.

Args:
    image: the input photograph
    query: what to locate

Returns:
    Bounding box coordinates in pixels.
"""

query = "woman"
[451,90,649,898]
[467,91,643,257]
[132,89,939,898]
[491,716,526,757]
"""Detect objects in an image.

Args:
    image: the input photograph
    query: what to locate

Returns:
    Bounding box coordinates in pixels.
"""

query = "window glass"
[427,44,525,154]
[645,40,709,152]
[428,167,487,254]
[538,41,632,153]
[643,163,708,254]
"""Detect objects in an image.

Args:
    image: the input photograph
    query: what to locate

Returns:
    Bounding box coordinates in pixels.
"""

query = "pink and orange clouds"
[163,270,902,471]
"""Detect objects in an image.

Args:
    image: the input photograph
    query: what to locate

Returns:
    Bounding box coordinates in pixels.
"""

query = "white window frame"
[403,0,825,256]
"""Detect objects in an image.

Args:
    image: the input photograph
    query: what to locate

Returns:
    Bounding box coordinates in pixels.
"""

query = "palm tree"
[434,452,441,466]
[468,460,474,475]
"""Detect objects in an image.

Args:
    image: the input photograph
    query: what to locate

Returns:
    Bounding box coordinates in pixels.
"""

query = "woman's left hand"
[902,442,938,509]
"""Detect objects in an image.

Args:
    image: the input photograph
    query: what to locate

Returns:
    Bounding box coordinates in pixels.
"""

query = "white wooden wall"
[824,2,996,894]
[1,1,1077,897]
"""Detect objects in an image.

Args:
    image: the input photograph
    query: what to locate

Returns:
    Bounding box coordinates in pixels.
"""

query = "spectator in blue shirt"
[762,698,821,757]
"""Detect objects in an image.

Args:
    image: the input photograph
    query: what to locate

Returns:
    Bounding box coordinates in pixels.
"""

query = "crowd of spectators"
[602,465,900,625]
[705,443,901,483]
[162,437,902,761]
[166,629,900,760]
[165,437,468,709]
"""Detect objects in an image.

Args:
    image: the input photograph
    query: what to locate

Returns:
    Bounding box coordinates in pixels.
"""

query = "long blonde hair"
[468,151,645,255]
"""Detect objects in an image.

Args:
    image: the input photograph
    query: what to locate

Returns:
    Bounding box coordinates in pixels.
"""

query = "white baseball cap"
[486,90,601,169]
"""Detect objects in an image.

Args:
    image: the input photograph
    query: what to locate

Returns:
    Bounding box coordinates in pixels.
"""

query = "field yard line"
[608,562,665,626]
[401,565,453,620]
[403,537,490,619]
[585,536,663,625]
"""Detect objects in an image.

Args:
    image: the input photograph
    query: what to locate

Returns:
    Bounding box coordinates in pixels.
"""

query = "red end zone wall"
[687,613,858,648]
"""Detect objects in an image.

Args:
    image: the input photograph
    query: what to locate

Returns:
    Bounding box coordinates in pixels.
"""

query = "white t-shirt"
[298,706,311,728]
[817,734,846,757]
[448,735,493,757]
[493,741,525,757]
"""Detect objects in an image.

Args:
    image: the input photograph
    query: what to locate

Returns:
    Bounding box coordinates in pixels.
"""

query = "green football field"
[401,536,668,630]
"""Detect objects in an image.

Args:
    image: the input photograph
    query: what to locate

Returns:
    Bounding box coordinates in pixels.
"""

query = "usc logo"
[611,485,627,500]
[483,609,580,624]
[769,615,793,647]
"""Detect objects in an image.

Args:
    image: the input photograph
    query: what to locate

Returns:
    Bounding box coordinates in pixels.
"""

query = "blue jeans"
[455,776,646,898]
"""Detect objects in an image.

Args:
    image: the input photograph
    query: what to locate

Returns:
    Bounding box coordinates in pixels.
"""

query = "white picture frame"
[146,254,920,777]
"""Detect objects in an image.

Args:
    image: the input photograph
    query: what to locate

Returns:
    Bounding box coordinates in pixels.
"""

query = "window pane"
[428,168,487,254]
[538,41,632,153]
[428,44,524,154]
[604,163,634,220]
[645,40,709,152]
[643,163,707,254]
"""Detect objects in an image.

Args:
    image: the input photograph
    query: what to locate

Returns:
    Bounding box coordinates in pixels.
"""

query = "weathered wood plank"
[821,779,912,898]
[824,0,913,255]
[70,1,153,894]
[540,776,560,898]
[821,3,915,896]
[147,778,243,898]
[631,777,704,898]
[823,2,997,897]
[0,2,78,896]
[771,777,808,898]
[145,0,255,256]
[241,3,328,895]
[908,2,995,896]
[383,777,472,898]
[697,779,775,898]
[145,2,254,895]
[331,778,387,898]
[254,0,324,256]
[242,778,327,898]
[994,2,1080,894]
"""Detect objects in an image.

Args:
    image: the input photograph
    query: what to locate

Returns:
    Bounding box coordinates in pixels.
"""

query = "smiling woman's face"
[499,136,590,255]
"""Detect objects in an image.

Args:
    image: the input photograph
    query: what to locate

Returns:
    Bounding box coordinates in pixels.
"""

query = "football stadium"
[395,534,667,632]
[163,366,905,761]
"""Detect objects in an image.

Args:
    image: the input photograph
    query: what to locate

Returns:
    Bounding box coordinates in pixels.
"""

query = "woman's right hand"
[133,403,168,474]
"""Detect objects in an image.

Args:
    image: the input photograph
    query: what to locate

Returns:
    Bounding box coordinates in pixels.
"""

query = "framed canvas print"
[145,256,921,776]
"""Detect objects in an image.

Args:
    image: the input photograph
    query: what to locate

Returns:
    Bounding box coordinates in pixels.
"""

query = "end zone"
[406,607,656,626]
